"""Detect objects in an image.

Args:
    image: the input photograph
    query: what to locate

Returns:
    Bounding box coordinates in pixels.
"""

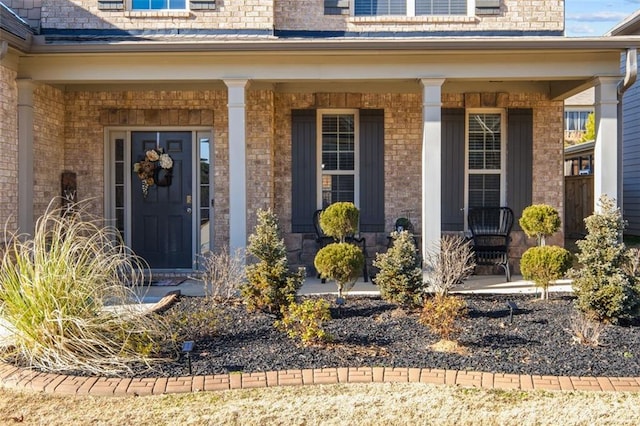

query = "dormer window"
[131,0,186,10]
[354,0,468,16]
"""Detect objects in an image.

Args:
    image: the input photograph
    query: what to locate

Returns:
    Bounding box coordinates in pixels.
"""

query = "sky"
[565,0,640,36]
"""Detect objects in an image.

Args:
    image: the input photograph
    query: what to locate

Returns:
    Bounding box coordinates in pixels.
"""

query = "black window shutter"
[359,109,385,233]
[441,108,466,231]
[291,110,317,233]
[507,109,533,230]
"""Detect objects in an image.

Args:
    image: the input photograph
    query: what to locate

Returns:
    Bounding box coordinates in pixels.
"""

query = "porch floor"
[135,274,573,302]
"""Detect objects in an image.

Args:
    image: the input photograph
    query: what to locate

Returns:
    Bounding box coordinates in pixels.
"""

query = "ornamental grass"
[0,200,173,376]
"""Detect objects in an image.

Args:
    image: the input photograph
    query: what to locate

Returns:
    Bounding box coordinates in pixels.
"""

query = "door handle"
[186,207,192,214]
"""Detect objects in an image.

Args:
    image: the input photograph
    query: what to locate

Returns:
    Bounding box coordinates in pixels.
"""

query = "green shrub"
[520,245,572,300]
[519,204,561,246]
[0,200,169,376]
[570,195,640,323]
[373,231,424,308]
[242,209,305,315]
[275,298,333,346]
[419,295,468,341]
[319,202,359,242]
[314,242,364,298]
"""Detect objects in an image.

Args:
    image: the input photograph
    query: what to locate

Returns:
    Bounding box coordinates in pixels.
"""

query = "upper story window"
[354,0,468,16]
[131,0,186,10]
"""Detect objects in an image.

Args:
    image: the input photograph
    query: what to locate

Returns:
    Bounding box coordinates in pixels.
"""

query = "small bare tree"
[424,235,476,297]
[568,312,606,346]
[194,247,246,302]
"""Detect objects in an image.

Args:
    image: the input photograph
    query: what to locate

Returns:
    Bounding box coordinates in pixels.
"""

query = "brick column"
[224,79,248,253]
[17,79,34,236]
[420,78,445,257]
[594,77,619,209]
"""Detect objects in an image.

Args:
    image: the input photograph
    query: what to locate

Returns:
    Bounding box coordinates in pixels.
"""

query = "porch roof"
[23,34,640,55]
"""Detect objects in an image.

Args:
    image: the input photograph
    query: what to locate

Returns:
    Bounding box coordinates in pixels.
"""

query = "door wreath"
[133,148,174,198]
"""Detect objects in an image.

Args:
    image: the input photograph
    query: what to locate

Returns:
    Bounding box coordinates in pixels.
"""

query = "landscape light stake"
[506,301,518,324]
[182,341,195,375]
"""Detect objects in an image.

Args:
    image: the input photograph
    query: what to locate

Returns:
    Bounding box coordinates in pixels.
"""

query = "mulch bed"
[134,293,640,379]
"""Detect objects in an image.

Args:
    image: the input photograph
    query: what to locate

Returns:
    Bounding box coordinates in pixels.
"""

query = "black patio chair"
[467,206,514,282]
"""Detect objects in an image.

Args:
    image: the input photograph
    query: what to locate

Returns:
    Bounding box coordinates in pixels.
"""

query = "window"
[564,110,592,132]
[318,111,359,209]
[354,0,468,16]
[131,0,186,10]
[466,110,506,211]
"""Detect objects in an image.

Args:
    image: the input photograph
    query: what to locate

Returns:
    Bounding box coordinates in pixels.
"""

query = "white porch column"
[593,77,620,209]
[420,78,445,259]
[17,79,35,236]
[224,79,249,253]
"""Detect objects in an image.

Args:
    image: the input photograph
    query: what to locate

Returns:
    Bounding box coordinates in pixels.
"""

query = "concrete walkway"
[1,274,638,396]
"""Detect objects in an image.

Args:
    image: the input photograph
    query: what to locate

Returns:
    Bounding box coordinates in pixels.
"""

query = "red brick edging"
[1,362,639,396]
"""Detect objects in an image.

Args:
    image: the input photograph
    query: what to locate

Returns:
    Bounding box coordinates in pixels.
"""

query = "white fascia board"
[17,50,622,84]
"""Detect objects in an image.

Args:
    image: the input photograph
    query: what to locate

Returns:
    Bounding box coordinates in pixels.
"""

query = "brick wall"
[0,64,19,232]
[275,0,564,33]
[33,84,65,221]
[37,86,561,272]
[40,0,273,31]
[63,89,230,249]
[272,91,564,272]
[246,89,275,234]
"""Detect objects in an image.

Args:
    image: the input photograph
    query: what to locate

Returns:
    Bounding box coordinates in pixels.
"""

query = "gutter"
[618,48,638,212]
[26,35,640,55]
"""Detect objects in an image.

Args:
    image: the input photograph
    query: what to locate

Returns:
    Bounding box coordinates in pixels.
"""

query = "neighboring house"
[607,11,640,236]
[0,0,636,275]
[564,88,594,145]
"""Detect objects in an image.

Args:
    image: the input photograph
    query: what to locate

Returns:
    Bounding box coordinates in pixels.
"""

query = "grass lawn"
[1,383,639,425]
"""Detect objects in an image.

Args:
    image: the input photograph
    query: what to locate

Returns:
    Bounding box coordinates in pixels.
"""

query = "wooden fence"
[565,175,594,237]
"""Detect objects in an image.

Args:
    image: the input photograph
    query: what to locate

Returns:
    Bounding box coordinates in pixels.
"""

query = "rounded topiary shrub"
[519,204,561,246]
[319,202,359,242]
[314,242,364,298]
[521,245,572,300]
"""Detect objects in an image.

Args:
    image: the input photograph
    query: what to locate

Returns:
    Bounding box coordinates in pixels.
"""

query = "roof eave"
[27,36,640,55]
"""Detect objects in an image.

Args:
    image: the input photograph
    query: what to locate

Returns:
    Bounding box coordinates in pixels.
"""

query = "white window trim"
[350,0,475,17]
[564,107,594,132]
[463,108,507,229]
[316,109,360,210]
[127,0,188,12]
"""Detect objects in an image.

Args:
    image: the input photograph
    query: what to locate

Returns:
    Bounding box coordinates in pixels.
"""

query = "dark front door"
[131,131,193,269]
